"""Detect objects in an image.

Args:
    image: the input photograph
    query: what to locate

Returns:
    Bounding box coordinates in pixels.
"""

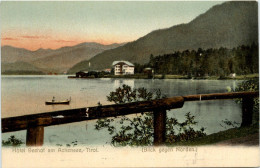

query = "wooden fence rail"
[1,91,258,146]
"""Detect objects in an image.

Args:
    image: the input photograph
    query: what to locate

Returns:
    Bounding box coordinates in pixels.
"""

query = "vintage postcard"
[1,1,259,167]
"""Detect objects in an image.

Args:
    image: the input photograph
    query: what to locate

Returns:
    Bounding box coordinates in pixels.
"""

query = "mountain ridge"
[68,1,258,73]
[1,42,125,73]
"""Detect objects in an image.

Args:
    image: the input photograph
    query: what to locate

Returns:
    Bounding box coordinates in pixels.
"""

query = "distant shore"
[2,73,258,80]
[67,73,259,80]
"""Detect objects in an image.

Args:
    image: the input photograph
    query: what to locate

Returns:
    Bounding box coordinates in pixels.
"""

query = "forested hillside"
[134,44,258,77]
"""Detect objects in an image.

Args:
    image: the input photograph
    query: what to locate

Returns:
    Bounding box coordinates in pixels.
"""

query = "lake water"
[1,75,243,146]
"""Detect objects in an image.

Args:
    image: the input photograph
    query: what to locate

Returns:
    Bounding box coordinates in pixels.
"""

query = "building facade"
[112,61,135,75]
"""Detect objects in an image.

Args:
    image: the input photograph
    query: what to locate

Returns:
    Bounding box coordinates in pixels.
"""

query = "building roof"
[112,61,134,66]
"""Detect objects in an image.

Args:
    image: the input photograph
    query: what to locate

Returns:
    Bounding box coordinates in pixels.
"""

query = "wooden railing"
[1,91,258,146]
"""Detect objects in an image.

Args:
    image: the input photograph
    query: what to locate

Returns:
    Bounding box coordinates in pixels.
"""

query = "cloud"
[20,35,41,39]
[54,40,76,43]
[2,37,18,40]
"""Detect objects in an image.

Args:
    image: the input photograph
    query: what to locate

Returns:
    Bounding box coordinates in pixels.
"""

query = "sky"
[1,1,223,51]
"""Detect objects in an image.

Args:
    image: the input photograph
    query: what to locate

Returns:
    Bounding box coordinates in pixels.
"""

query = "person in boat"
[52,96,55,102]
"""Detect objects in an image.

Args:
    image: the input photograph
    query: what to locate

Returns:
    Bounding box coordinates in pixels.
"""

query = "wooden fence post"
[241,97,254,127]
[153,109,166,146]
[26,120,44,146]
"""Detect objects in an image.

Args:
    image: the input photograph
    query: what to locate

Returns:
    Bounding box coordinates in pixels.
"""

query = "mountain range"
[1,1,258,75]
[1,42,124,74]
[68,1,258,73]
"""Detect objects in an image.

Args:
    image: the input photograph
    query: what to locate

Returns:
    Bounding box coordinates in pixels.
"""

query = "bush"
[233,79,259,125]
[2,135,24,147]
[95,84,206,146]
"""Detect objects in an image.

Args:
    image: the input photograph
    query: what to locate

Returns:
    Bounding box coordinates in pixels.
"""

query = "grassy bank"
[170,124,259,146]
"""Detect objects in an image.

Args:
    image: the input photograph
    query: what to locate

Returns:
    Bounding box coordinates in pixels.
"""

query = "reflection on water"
[113,79,135,89]
[1,75,243,146]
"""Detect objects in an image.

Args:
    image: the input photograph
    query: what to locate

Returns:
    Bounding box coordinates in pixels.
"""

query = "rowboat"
[45,97,71,105]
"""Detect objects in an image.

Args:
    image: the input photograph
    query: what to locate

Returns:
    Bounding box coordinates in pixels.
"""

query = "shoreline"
[67,73,259,80]
[2,73,259,80]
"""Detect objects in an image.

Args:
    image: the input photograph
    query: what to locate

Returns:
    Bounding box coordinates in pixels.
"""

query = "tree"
[147,44,259,77]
